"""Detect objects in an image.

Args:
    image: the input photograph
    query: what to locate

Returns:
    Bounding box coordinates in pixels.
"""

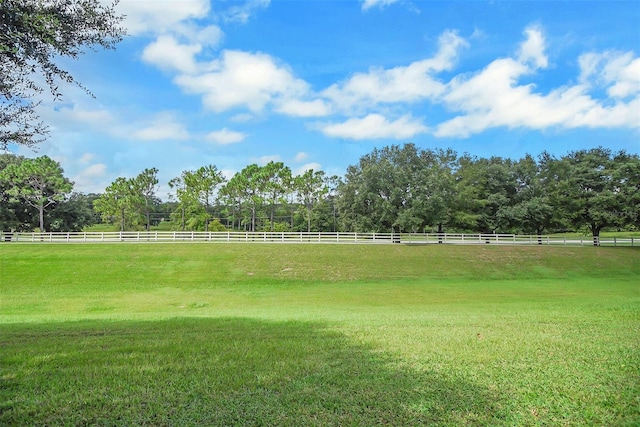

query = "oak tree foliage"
[0,154,72,231]
[1,0,125,148]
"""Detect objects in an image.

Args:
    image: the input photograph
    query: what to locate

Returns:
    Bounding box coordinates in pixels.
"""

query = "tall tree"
[184,165,225,231]
[0,155,73,231]
[295,169,328,232]
[93,177,141,232]
[0,152,34,231]
[404,148,457,234]
[1,0,125,148]
[323,175,342,232]
[47,192,98,231]
[219,176,244,231]
[133,167,159,231]
[338,145,413,233]
[451,155,517,233]
[558,148,628,245]
[615,151,640,229]
[168,174,192,231]
[223,164,268,232]
[338,144,457,234]
[495,154,555,236]
[262,161,292,231]
[169,165,226,231]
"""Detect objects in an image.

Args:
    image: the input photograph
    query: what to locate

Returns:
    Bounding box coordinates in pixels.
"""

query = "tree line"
[1,145,638,240]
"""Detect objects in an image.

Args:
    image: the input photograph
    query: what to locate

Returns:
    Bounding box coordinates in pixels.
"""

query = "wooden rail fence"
[0,231,636,246]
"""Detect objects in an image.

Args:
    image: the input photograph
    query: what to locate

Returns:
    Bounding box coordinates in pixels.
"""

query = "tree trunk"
[270,205,275,231]
[591,224,601,246]
[38,205,45,232]
[393,226,401,243]
[251,207,256,232]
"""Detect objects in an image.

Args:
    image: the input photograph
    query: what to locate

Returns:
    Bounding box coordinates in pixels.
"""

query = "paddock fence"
[0,231,636,247]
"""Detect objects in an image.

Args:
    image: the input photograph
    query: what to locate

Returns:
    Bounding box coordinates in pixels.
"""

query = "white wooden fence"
[0,231,636,246]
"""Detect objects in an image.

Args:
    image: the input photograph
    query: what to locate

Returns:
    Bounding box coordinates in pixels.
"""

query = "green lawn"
[1,244,639,426]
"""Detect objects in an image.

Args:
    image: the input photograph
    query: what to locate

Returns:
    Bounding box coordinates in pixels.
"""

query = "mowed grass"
[1,244,639,426]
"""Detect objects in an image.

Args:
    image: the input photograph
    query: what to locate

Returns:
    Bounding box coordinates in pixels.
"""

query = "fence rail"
[0,231,636,247]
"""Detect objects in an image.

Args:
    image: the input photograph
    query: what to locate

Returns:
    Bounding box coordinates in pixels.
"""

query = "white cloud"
[115,0,210,35]
[231,113,255,123]
[517,25,548,68]
[294,163,322,176]
[223,0,270,23]
[39,102,123,141]
[579,51,640,99]
[320,114,428,140]
[275,99,332,117]
[132,113,190,141]
[175,50,309,113]
[257,155,281,165]
[78,163,108,178]
[323,30,467,112]
[361,0,400,11]
[206,128,247,145]
[50,105,115,130]
[72,163,109,193]
[79,153,95,164]
[294,152,309,162]
[435,56,579,137]
[434,28,640,137]
[608,57,640,98]
[441,57,531,116]
[566,96,640,129]
[142,36,202,74]
[174,23,223,47]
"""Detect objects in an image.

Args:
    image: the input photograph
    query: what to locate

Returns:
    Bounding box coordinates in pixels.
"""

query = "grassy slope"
[1,244,639,426]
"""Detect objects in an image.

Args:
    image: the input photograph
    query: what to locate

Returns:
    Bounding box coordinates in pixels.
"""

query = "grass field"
[1,244,639,426]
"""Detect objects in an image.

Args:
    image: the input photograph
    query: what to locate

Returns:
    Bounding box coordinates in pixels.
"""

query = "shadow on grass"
[1,318,505,426]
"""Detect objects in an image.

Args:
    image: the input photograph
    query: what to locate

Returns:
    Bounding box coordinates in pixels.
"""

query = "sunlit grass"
[1,244,639,425]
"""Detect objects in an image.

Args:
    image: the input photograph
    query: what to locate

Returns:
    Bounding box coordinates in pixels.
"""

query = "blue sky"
[10,0,640,196]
